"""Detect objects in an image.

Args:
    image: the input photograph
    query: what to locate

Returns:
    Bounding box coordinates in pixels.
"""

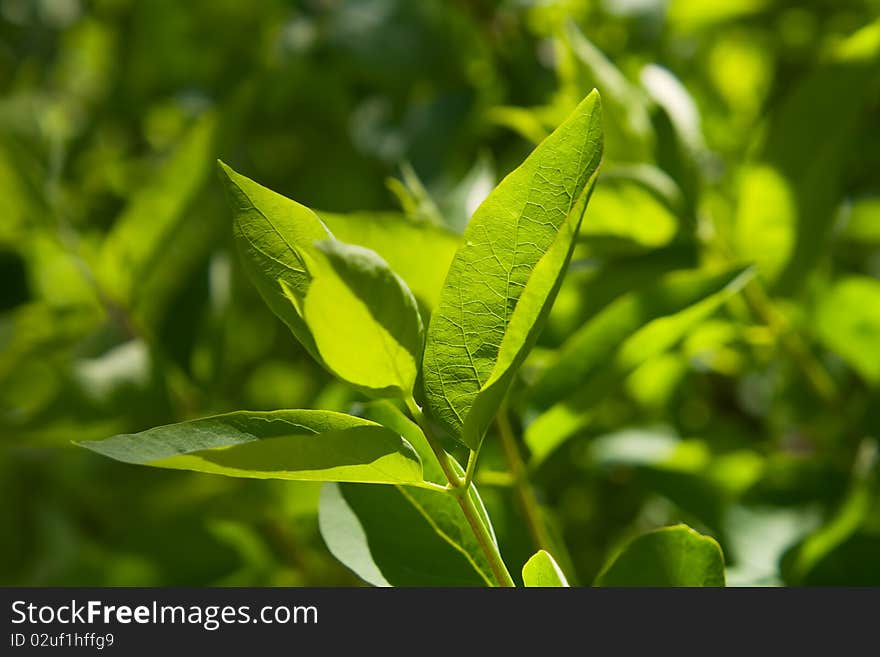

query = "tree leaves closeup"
[422,91,604,450]
[303,241,423,398]
[594,525,725,587]
[220,163,424,398]
[522,550,569,587]
[79,410,424,485]
[219,161,331,363]
[319,211,460,312]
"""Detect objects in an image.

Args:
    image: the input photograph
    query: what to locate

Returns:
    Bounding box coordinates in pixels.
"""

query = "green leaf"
[219,160,331,362]
[579,174,679,254]
[78,410,424,484]
[595,524,725,587]
[319,210,460,311]
[422,91,603,449]
[221,163,424,397]
[813,276,880,385]
[522,550,569,587]
[302,240,423,397]
[99,114,218,324]
[840,196,880,245]
[357,401,445,484]
[734,165,796,282]
[319,481,497,586]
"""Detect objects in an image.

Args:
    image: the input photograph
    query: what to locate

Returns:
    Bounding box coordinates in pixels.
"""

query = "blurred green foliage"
[2,0,879,586]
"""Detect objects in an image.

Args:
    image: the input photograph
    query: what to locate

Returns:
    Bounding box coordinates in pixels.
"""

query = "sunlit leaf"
[814,276,880,385]
[422,91,603,449]
[302,240,423,397]
[522,550,569,587]
[79,410,424,484]
[319,210,460,311]
[595,524,726,587]
[219,160,330,362]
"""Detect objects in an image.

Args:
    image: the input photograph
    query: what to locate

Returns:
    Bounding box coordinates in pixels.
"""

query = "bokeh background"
[2,0,879,586]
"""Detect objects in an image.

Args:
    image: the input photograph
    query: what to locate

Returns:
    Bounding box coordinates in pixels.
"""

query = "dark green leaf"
[319,481,497,586]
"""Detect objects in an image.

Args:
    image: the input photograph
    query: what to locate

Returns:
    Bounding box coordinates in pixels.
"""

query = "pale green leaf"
[579,174,679,253]
[734,165,796,282]
[522,550,569,587]
[814,276,880,385]
[79,410,423,484]
[302,240,423,397]
[595,524,726,587]
[422,91,603,449]
[319,210,460,311]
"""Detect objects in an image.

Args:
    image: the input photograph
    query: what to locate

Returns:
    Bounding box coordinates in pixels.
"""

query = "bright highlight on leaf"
[220,162,425,398]
[303,240,423,397]
[595,524,725,587]
[522,550,569,587]
[422,90,604,449]
[79,410,424,485]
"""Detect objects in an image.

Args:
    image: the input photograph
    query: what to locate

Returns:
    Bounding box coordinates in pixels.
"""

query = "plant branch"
[405,398,515,587]
[463,443,481,489]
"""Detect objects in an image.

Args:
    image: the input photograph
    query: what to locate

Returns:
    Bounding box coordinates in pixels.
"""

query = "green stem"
[463,443,481,489]
[405,398,515,587]
[496,405,555,555]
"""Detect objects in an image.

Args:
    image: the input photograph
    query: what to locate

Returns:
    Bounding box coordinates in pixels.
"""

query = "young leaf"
[594,524,725,587]
[219,160,330,362]
[302,240,423,397]
[320,481,497,586]
[522,550,569,587]
[422,91,603,449]
[78,410,423,484]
